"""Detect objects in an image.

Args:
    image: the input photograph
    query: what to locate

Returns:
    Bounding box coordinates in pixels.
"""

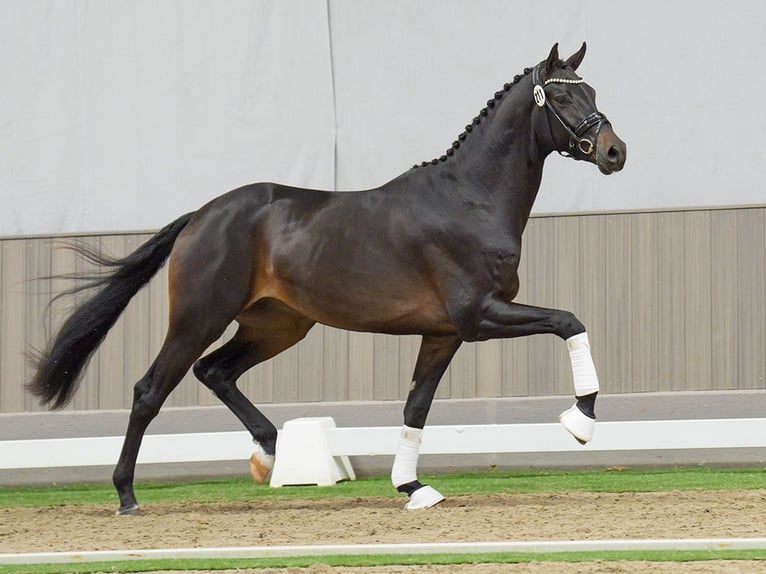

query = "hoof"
[559,403,595,444]
[116,504,140,516]
[405,485,445,510]
[249,448,275,483]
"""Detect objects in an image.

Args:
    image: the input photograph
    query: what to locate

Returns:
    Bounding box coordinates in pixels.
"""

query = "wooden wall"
[1,206,764,414]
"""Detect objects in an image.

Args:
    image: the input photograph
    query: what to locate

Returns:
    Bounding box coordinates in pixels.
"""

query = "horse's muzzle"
[595,126,626,175]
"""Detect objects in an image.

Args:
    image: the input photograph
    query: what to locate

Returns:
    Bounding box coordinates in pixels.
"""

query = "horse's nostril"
[607,145,619,162]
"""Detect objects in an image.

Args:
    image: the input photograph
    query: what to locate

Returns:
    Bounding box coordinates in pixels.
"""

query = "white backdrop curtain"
[1,0,765,235]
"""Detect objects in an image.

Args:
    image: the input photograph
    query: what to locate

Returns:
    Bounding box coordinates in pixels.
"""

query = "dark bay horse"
[27,43,625,513]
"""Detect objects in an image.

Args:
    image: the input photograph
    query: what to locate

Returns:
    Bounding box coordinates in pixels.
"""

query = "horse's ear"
[565,42,587,71]
[545,43,560,74]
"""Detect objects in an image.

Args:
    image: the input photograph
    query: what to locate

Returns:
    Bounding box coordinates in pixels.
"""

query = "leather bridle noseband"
[532,64,607,156]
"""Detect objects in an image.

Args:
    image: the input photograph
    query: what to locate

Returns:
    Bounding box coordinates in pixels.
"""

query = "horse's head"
[532,43,626,175]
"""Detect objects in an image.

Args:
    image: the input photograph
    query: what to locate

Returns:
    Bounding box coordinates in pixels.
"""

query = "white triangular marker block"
[269,417,356,487]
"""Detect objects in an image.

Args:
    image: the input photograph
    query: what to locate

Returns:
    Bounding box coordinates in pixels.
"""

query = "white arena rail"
[1,418,765,476]
[325,418,766,455]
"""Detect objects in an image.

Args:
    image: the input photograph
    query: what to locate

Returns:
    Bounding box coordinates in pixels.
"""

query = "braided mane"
[413,62,565,169]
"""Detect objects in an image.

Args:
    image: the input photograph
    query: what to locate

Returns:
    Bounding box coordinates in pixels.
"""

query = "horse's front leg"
[457,297,600,444]
[393,335,461,510]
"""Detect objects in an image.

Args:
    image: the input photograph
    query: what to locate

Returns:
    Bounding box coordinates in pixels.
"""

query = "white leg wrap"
[561,332,599,444]
[566,332,600,396]
[391,426,423,488]
[391,426,445,509]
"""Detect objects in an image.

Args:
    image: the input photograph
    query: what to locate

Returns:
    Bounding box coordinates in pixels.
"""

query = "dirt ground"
[2,490,765,572]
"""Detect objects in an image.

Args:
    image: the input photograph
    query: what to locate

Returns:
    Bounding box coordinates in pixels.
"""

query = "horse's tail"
[26,212,195,409]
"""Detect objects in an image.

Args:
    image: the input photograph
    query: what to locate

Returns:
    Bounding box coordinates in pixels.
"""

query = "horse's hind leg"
[193,299,315,482]
[392,335,461,510]
[113,324,227,515]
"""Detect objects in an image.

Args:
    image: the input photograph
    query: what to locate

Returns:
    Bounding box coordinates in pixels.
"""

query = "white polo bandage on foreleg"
[566,332,600,396]
[391,425,423,487]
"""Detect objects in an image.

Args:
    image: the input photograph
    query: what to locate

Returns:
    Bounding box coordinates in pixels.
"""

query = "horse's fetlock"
[255,425,278,455]
[112,468,132,490]
[575,391,598,419]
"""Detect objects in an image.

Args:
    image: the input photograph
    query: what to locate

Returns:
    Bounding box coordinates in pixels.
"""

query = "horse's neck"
[387,77,547,235]
[447,84,547,235]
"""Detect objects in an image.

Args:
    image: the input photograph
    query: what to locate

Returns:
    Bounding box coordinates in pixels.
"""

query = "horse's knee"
[554,310,585,340]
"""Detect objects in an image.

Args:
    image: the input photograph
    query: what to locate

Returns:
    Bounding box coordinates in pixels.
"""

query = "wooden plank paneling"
[435,341,453,401]
[630,213,660,392]
[683,212,712,390]
[46,239,76,411]
[272,345,300,404]
[97,236,127,409]
[502,337,529,397]
[373,333,399,400]
[68,237,101,412]
[604,214,633,393]
[524,218,557,397]
[0,240,26,412]
[450,342,477,399]
[737,209,766,389]
[122,234,152,407]
[24,238,53,412]
[297,325,324,402]
[552,216,580,396]
[243,359,275,407]
[0,242,3,409]
[397,334,420,400]
[3,206,766,414]
[147,263,169,401]
[476,339,502,398]
[501,219,533,397]
[710,211,739,390]
[656,212,686,391]
[323,327,349,402]
[348,331,374,401]
[578,215,607,394]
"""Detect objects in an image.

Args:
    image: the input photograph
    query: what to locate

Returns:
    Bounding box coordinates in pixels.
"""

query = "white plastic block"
[269,417,356,487]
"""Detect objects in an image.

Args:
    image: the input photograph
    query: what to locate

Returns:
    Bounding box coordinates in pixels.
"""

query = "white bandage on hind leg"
[391,426,423,488]
[567,332,599,396]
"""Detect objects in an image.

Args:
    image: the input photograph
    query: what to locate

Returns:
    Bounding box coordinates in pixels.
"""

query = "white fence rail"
[2,418,765,472]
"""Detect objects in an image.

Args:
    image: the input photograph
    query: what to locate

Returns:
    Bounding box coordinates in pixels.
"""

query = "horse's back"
[169,181,455,336]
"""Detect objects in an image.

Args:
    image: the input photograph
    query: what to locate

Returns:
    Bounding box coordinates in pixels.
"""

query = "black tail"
[26,212,195,409]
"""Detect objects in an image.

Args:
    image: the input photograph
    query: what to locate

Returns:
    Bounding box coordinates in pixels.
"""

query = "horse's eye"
[553,94,571,105]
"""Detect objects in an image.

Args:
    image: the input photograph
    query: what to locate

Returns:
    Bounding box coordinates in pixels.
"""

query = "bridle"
[532,64,607,156]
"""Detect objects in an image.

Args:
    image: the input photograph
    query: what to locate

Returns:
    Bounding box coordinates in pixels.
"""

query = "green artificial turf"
[0,466,763,509]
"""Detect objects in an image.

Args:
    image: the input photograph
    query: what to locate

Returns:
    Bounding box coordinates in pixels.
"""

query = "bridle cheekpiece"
[532,64,607,156]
